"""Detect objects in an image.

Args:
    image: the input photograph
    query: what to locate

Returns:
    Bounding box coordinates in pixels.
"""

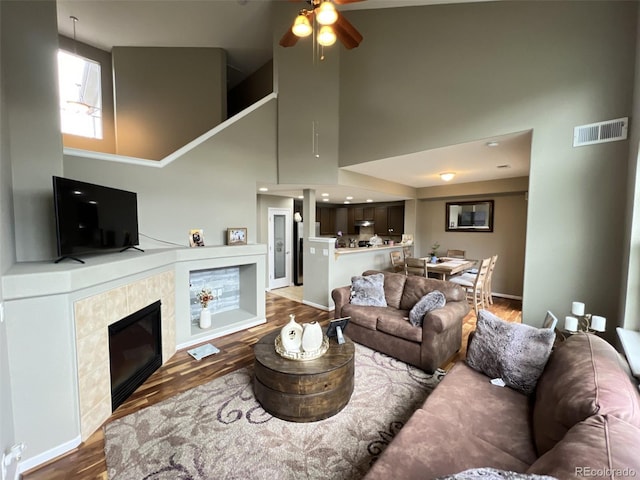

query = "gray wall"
[0,2,16,476]
[274,1,340,185]
[417,192,528,298]
[112,47,227,160]
[340,1,637,332]
[2,0,63,262]
[64,99,278,249]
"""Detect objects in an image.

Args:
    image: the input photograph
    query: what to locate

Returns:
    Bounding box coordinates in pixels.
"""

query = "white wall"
[339,1,637,333]
[621,5,640,332]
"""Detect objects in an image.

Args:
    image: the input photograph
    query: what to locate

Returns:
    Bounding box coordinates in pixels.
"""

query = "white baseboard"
[492,292,523,301]
[302,300,331,311]
[18,435,81,475]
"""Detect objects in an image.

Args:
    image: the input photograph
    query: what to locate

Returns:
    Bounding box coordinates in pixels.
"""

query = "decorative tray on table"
[274,334,329,361]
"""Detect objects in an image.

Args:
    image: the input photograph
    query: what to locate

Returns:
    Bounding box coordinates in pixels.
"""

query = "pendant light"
[66,16,91,115]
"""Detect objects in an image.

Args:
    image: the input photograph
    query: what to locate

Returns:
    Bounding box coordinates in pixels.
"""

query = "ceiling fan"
[279,0,365,50]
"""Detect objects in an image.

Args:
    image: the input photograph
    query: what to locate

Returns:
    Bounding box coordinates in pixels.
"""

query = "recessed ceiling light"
[440,172,456,182]
[366,199,373,203]
[344,201,350,204]
[321,193,329,197]
[346,196,353,200]
[323,198,329,202]
[486,141,499,147]
[258,187,268,192]
[297,195,304,199]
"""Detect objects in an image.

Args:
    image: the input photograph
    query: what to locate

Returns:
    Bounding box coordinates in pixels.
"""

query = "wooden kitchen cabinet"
[374,207,388,235]
[318,207,336,235]
[387,205,404,235]
[335,207,348,235]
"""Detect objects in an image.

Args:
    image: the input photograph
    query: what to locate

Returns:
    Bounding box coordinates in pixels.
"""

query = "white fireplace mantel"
[2,244,267,474]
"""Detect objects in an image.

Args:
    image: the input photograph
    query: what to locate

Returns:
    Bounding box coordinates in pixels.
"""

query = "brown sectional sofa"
[332,270,470,373]
[364,332,640,479]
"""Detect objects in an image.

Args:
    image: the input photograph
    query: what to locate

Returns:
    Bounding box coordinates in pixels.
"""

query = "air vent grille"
[573,117,628,147]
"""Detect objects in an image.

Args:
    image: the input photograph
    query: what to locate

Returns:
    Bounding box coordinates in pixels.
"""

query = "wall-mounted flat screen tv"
[53,176,140,262]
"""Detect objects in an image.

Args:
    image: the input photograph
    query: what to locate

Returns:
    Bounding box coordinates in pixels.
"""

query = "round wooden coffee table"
[253,329,355,422]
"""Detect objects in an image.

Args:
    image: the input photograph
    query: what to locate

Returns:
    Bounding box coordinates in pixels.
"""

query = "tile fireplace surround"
[2,244,266,474]
[74,270,176,441]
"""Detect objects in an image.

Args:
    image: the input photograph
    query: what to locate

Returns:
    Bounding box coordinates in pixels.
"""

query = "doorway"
[268,208,292,290]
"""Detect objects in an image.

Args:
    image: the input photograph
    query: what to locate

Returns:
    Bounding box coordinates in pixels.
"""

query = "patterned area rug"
[104,344,445,480]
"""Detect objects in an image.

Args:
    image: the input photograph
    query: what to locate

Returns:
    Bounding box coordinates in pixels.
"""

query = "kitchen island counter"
[335,245,407,255]
[303,238,412,311]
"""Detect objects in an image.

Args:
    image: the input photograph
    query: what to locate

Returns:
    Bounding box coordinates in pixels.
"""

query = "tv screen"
[53,176,139,260]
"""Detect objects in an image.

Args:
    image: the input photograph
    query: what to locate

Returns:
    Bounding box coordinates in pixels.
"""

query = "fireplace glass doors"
[109,300,162,411]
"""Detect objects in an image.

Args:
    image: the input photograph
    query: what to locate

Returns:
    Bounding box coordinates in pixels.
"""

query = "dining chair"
[449,257,491,315]
[404,257,428,277]
[389,250,405,273]
[452,254,498,305]
[483,254,499,305]
[446,249,466,259]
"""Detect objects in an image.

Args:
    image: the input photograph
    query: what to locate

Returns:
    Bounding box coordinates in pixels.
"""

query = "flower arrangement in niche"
[196,287,215,309]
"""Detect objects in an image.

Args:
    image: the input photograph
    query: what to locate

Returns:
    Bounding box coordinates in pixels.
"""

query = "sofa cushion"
[364,362,538,480]
[363,270,406,309]
[532,333,640,456]
[409,290,446,327]
[341,304,389,331]
[377,313,421,342]
[399,275,466,311]
[350,273,387,307]
[466,310,555,395]
[527,415,640,479]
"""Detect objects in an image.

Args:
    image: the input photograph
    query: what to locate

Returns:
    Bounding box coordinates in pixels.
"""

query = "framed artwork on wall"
[445,200,494,232]
[227,228,247,245]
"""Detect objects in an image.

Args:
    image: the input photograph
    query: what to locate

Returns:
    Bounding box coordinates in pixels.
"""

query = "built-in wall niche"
[188,263,258,337]
[190,267,240,326]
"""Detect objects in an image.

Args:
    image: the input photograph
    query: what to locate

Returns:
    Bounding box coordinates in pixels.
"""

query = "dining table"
[418,257,477,280]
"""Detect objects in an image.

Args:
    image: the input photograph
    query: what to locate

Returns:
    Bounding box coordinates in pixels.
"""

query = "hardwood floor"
[22,293,521,480]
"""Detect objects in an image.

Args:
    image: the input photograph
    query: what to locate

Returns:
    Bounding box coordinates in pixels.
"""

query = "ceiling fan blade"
[279,27,300,48]
[334,12,363,49]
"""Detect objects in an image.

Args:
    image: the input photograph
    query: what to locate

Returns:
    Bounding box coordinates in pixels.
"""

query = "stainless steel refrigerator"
[294,222,320,285]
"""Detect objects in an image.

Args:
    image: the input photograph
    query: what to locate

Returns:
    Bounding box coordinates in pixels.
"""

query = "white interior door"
[268,208,292,290]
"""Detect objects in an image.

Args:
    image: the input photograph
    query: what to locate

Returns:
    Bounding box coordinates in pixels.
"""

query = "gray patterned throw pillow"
[466,310,555,395]
[436,468,558,480]
[350,273,387,307]
[409,290,446,327]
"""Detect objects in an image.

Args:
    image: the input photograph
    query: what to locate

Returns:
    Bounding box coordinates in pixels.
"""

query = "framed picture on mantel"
[227,228,247,245]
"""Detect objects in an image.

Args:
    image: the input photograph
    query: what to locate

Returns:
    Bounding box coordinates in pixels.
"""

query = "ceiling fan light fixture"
[318,25,337,46]
[292,13,312,37]
[440,172,456,182]
[316,1,338,26]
